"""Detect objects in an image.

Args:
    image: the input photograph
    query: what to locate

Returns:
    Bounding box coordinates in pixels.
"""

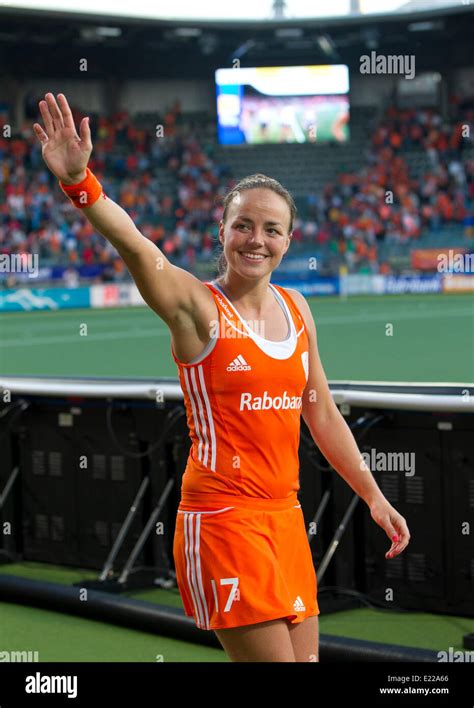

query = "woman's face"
[219,188,292,279]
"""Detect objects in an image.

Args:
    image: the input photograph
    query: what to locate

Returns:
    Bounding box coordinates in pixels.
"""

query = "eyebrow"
[234,217,283,227]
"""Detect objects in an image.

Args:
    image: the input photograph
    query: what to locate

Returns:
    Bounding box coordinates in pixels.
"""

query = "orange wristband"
[59,167,106,208]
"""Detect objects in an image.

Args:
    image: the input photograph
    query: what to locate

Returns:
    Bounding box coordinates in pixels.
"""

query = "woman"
[34,93,410,663]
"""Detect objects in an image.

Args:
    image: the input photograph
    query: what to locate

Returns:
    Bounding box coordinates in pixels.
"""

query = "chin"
[234,262,272,278]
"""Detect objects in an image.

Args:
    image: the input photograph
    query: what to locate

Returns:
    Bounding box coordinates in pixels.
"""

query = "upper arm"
[118,233,213,328]
[286,288,337,430]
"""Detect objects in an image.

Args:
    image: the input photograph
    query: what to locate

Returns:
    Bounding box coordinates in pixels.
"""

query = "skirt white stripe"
[183,511,210,630]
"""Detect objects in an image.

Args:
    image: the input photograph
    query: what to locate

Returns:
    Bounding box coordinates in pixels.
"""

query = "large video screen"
[215,65,350,145]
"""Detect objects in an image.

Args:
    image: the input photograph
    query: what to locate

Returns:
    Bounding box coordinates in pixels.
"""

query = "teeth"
[241,252,265,260]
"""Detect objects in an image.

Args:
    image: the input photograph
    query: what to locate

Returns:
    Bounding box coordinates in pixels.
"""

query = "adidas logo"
[226,355,252,372]
[293,596,306,612]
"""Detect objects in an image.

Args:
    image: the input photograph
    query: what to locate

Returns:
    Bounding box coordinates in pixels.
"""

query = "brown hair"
[216,174,296,276]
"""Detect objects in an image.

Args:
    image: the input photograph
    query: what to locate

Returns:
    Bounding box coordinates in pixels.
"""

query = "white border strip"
[331,389,474,413]
[0,378,184,400]
[0,377,473,411]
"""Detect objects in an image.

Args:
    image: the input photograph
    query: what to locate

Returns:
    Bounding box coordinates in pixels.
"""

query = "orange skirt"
[172,493,319,631]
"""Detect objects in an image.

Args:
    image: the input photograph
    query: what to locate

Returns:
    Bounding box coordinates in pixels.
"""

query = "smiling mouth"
[239,252,269,261]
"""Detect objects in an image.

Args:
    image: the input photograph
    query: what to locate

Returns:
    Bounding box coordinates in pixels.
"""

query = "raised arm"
[33,92,207,328]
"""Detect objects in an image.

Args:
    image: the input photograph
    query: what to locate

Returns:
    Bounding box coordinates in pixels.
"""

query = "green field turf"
[2,563,474,659]
[1,293,473,382]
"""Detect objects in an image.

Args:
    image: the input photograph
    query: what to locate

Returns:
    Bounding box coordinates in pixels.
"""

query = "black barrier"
[0,377,473,619]
[0,574,442,661]
[354,410,474,617]
[0,432,19,562]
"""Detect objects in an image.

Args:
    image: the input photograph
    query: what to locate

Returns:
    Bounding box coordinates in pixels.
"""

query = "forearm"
[82,195,146,257]
[62,169,147,257]
[307,407,385,507]
[59,166,188,321]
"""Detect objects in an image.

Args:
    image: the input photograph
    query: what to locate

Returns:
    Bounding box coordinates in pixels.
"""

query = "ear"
[283,232,292,255]
[218,220,225,245]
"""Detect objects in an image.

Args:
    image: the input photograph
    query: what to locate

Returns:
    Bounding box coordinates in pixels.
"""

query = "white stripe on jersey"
[190,366,209,467]
[183,364,216,472]
[184,512,205,627]
[184,512,210,630]
[183,367,205,464]
[197,364,216,471]
[193,514,210,628]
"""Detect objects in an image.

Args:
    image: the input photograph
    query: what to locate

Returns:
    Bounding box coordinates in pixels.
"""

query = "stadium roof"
[0,0,469,21]
[0,0,472,79]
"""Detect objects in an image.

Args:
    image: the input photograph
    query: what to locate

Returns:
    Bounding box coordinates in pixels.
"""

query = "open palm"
[33,93,92,183]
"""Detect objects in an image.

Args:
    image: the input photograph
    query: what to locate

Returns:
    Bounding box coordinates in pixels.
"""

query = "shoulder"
[280,286,316,337]
[283,287,306,309]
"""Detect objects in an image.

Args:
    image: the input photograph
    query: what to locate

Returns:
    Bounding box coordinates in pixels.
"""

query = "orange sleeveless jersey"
[171,279,309,506]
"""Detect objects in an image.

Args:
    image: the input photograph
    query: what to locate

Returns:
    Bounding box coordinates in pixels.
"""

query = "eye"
[267,228,279,235]
[236,223,250,231]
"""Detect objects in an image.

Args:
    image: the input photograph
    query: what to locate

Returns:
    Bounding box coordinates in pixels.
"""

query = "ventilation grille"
[406,476,424,505]
[34,514,65,542]
[32,450,63,477]
[92,454,106,480]
[111,456,125,482]
[408,553,427,582]
[49,451,62,477]
[92,454,126,481]
[32,450,45,476]
[385,555,403,579]
[93,521,123,547]
[381,474,398,503]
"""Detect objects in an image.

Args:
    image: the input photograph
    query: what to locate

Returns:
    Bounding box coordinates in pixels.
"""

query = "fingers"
[33,123,48,144]
[39,99,55,136]
[371,503,410,560]
[386,515,410,559]
[45,92,65,132]
[38,93,79,141]
[57,93,77,132]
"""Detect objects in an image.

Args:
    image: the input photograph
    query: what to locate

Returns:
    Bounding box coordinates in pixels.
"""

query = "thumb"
[384,516,399,542]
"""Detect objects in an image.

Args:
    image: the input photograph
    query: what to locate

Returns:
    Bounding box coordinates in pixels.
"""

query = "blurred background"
[0,0,473,667]
[0,0,473,380]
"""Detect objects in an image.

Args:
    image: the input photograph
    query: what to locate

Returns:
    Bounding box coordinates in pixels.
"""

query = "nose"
[246,227,265,244]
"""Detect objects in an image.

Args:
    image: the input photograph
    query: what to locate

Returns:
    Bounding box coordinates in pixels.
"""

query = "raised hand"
[33,93,92,184]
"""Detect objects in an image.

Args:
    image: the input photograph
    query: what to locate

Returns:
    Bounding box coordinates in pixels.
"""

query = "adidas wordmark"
[227,355,251,372]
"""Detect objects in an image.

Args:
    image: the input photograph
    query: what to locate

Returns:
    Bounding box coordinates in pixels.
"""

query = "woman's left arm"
[288,289,411,560]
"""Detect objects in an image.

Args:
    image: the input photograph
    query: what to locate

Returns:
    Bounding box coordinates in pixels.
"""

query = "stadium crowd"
[0,99,473,285]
